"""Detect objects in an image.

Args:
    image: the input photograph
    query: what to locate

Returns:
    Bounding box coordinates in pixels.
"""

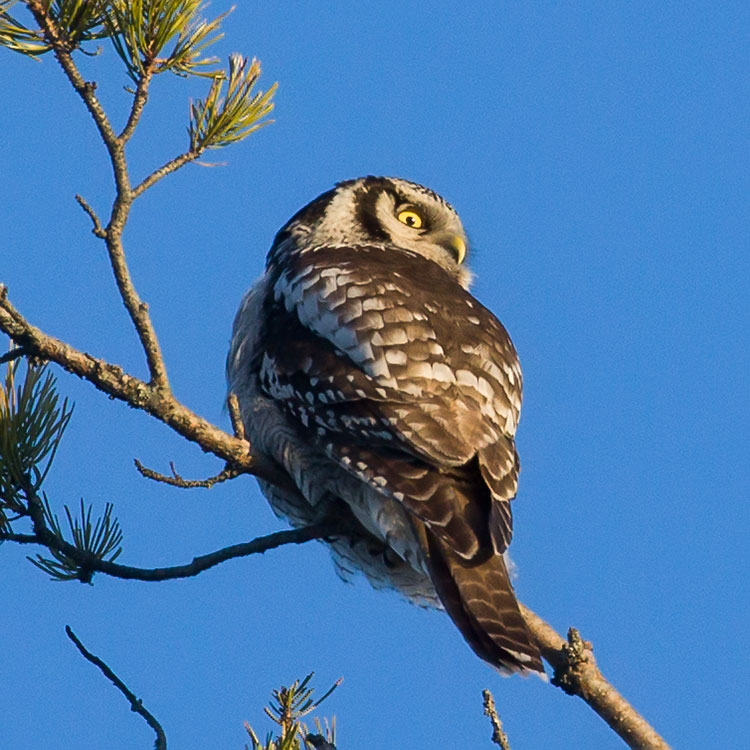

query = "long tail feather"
[425,530,544,674]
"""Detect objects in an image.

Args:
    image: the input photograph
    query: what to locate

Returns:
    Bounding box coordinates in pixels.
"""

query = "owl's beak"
[450,235,467,265]
[432,231,468,264]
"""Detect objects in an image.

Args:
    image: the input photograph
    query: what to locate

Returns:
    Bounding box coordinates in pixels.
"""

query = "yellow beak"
[450,235,467,264]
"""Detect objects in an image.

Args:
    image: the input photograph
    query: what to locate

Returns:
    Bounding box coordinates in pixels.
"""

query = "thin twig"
[23,489,338,582]
[131,150,202,199]
[520,605,671,750]
[0,346,30,365]
[119,69,154,144]
[65,626,167,750]
[75,194,106,238]
[227,392,246,440]
[59,524,336,582]
[482,690,512,750]
[134,458,240,488]
[25,0,119,150]
[102,227,170,389]
[0,532,39,544]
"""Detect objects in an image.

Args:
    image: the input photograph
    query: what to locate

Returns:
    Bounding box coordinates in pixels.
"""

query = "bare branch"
[65,626,167,750]
[131,149,202,198]
[56,522,337,582]
[227,392,247,440]
[74,194,106,238]
[134,458,240,488]
[0,286,294,492]
[102,228,170,389]
[482,690,512,750]
[520,605,671,750]
[0,531,39,543]
[119,69,154,144]
[25,0,119,150]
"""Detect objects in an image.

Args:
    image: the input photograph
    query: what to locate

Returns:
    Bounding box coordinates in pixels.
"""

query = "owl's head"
[273,176,472,289]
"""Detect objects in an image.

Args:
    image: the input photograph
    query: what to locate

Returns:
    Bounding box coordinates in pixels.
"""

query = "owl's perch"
[520,606,671,750]
[0,285,294,493]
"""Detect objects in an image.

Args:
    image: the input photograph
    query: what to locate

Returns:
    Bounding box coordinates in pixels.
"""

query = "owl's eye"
[397,209,424,229]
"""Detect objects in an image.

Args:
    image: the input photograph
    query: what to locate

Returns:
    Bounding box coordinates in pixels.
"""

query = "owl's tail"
[425,531,544,675]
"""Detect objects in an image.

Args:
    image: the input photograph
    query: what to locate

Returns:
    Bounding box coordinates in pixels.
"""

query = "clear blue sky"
[2,2,748,748]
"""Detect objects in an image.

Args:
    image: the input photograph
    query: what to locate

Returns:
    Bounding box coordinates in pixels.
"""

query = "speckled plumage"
[227,176,543,674]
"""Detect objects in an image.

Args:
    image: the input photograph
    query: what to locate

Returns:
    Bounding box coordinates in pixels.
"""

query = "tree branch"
[119,69,154,144]
[65,626,167,750]
[17,488,339,583]
[25,1,169,390]
[0,285,294,493]
[482,690,512,750]
[520,605,671,750]
[102,211,170,390]
[227,392,247,440]
[1,531,39,544]
[74,194,106,238]
[134,458,240,489]
[131,149,203,199]
[25,0,119,150]
[0,345,30,365]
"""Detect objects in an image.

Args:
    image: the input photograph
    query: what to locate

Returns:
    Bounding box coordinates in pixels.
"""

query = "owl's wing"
[257,246,543,674]
[261,245,522,554]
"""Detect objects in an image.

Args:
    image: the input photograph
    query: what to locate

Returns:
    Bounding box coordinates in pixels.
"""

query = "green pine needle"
[189,53,276,151]
[0,1,50,56]
[0,0,110,57]
[245,674,341,750]
[104,0,228,81]
[0,356,73,508]
[29,496,123,581]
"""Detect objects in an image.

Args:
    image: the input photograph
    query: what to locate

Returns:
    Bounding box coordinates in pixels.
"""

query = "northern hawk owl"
[227,176,543,675]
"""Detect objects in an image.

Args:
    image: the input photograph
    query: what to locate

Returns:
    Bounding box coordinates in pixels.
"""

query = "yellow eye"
[397,209,424,229]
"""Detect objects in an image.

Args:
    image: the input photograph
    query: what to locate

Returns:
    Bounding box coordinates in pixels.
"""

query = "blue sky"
[2,2,748,748]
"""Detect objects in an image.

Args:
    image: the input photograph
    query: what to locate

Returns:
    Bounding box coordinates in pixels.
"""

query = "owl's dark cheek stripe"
[355,186,389,242]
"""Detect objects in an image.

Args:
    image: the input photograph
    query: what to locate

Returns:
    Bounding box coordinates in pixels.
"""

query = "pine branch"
[16,1,273,393]
[0,286,294,493]
[25,0,167,388]
[14,486,338,583]
[246,673,341,750]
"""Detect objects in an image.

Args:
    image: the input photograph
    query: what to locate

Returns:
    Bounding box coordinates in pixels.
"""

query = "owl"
[227,176,543,675]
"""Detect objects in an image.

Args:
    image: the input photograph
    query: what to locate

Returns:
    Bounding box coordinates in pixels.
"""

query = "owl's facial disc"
[365,182,471,286]
[283,176,473,289]
[394,202,467,264]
